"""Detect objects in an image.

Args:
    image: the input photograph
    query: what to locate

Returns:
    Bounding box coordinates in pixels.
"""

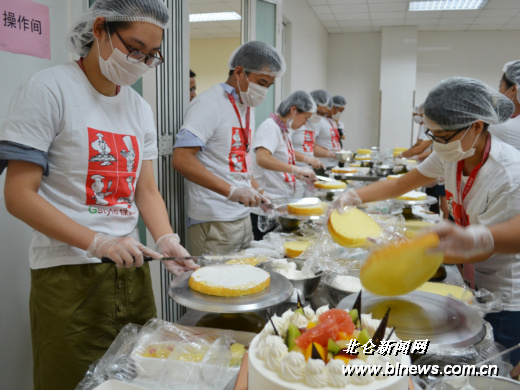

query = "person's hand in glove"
[292,165,316,181]
[87,233,162,268]
[330,189,362,214]
[427,220,494,259]
[227,185,268,207]
[303,156,325,170]
[156,233,199,276]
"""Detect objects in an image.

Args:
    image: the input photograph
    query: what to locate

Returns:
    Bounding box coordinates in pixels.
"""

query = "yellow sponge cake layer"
[360,233,444,296]
[189,265,270,297]
[287,202,327,216]
[356,149,372,155]
[396,190,427,200]
[314,181,347,190]
[416,282,473,303]
[328,208,382,247]
[284,240,311,258]
[331,167,357,174]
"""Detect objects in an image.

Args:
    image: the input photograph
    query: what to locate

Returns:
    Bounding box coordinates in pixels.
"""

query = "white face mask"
[287,112,295,130]
[97,35,150,86]
[238,73,268,107]
[504,85,520,103]
[332,112,342,121]
[413,115,423,124]
[433,126,480,162]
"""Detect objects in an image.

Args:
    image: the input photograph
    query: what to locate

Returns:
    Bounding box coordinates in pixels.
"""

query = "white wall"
[189,37,241,96]
[416,30,520,108]
[326,29,520,151]
[282,0,328,94]
[0,2,80,388]
[327,33,381,150]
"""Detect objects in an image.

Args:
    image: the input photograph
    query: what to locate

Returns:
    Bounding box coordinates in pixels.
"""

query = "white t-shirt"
[181,84,255,222]
[0,62,157,269]
[417,123,428,141]
[291,124,317,167]
[252,117,296,204]
[417,135,520,310]
[488,115,520,151]
[315,117,341,167]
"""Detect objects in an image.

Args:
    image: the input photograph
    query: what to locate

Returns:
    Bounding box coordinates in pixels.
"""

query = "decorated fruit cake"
[188,265,270,297]
[249,306,410,390]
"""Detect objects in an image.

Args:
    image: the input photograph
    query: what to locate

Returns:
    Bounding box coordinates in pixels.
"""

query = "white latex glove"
[330,189,362,214]
[428,221,494,258]
[303,156,325,170]
[155,233,199,276]
[87,233,162,268]
[227,185,267,207]
[327,150,337,159]
[292,165,316,181]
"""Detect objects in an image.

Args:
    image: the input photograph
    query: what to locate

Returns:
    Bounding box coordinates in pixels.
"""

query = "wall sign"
[0,0,50,59]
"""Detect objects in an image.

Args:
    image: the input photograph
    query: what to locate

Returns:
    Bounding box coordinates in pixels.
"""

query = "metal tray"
[330,172,383,182]
[390,195,438,206]
[337,290,485,349]
[169,269,293,313]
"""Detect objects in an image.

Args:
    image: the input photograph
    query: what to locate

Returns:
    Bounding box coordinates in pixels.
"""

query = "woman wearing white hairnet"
[312,89,342,169]
[0,0,196,388]
[489,60,520,151]
[250,91,317,239]
[331,95,347,148]
[291,89,338,176]
[331,77,520,366]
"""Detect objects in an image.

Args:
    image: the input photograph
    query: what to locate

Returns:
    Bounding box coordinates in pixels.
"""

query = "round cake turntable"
[169,269,293,314]
[337,290,485,349]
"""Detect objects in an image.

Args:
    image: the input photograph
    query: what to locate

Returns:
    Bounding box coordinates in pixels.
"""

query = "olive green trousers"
[30,262,156,390]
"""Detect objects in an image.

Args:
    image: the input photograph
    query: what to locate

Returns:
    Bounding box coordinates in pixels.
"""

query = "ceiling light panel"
[409,0,488,11]
[189,12,241,23]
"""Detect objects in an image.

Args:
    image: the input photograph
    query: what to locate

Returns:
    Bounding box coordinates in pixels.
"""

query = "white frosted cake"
[248,306,410,390]
[188,265,270,297]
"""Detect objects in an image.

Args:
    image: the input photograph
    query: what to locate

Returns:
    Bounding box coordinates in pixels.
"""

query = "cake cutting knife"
[316,175,335,182]
[101,255,203,263]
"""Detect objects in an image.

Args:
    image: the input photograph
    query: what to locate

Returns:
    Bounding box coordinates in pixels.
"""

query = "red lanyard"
[327,118,340,142]
[226,92,251,152]
[270,114,296,165]
[455,134,491,226]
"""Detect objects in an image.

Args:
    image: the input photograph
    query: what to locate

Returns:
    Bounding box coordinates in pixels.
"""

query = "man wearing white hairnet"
[489,60,520,151]
[172,41,285,255]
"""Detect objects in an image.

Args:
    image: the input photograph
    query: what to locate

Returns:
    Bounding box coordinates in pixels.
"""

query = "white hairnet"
[228,41,286,77]
[332,95,347,108]
[503,60,520,86]
[68,0,169,57]
[423,77,514,131]
[310,89,332,109]
[277,90,317,117]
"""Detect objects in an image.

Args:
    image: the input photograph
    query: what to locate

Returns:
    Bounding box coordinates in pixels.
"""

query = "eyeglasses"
[424,126,468,144]
[114,30,164,68]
